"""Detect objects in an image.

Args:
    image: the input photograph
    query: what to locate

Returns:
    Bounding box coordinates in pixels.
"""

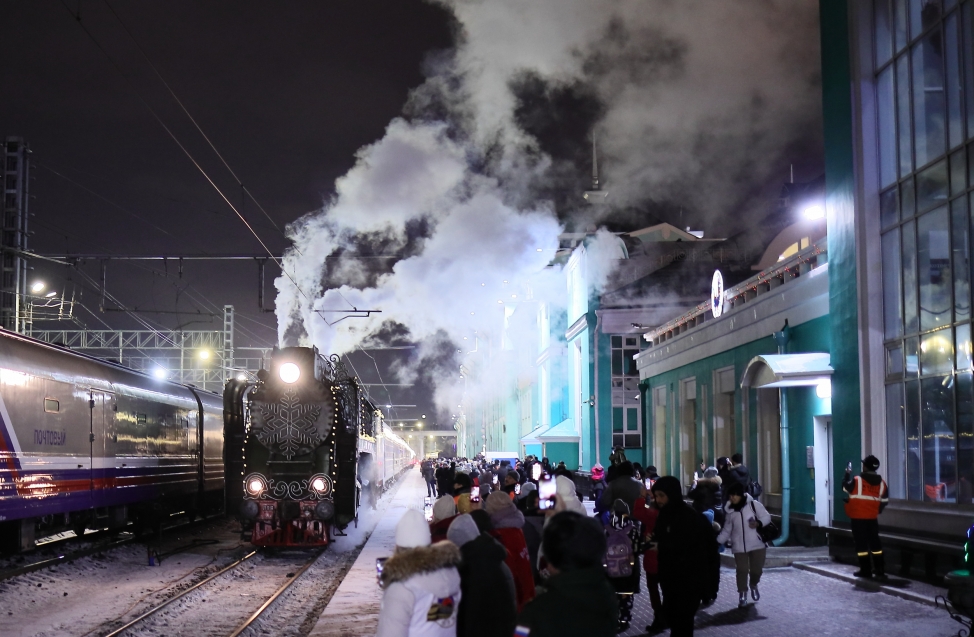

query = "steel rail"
[226,550,323,637]
[101,550,258,637]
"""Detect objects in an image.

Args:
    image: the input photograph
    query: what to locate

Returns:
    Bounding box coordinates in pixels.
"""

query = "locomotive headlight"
[309,474,331,497]
[311,477,326,492]
[247,478,264,495]
[279,362,300,384]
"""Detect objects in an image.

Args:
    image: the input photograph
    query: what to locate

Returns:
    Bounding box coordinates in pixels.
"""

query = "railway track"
[95,548,325,637]
[0,513,226,584]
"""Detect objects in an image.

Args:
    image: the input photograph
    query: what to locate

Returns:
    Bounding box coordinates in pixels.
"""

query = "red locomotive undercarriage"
[250,500,331,547]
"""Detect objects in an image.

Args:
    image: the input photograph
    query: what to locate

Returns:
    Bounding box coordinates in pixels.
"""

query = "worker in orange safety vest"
[842,455,889,581]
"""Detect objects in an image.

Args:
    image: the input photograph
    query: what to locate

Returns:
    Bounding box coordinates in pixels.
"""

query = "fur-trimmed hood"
[381,540,462,587]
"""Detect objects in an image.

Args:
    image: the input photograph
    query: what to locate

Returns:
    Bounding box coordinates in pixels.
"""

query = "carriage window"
[44,398,59,413]
[136,413,147,424]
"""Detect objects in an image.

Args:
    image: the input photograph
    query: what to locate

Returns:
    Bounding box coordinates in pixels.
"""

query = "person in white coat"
[377,509,463,637]
[716,482,772,607]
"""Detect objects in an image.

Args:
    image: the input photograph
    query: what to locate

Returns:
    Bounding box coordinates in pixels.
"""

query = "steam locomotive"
[0,329,225,553]
[224,347,414,547]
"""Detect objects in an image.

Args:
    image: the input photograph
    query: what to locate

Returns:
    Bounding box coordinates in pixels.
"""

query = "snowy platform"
[308,467,427,637]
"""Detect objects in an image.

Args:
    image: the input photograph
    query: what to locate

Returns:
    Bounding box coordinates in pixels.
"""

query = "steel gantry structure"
[29,305,272,392]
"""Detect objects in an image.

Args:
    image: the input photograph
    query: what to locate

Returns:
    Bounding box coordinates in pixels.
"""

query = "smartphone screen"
[514,483,521,495]
[531,463,542,481]
[470,486,480,502]
[644,477,654,490]
[492,474,499,485]
[538,476,557,510]
[376,557,388,587]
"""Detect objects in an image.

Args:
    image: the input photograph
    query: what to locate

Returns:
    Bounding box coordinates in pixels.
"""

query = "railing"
[645,241,827,347]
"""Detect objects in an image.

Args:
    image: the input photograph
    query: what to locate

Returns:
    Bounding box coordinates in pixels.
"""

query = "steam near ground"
[275,0,822,416]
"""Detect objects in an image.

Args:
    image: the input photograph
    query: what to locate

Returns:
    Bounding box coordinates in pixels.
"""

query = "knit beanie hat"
[863,455,881,471]
[395,509,431,548]
[470,509,493,533]
[517,482,537,500]
[486,490,516,515]
[432,496,457,522]
[447,514,480,547]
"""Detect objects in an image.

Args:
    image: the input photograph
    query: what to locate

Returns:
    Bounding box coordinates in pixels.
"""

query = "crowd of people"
[377,449,888,637]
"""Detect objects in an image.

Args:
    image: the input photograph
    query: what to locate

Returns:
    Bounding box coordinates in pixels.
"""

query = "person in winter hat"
[447,514,517,637]
[485,490,536,611]
[514,512,617,637]
[650,476,720,637]
[605,499,644,632]
[716,482,771,607]
[430,496,458,543]
[590,463,606,505]
[553,475,587,517]
[688,467,723,522]
[631,481,664,633]
[377,509,462,637]
[842,454,890,580]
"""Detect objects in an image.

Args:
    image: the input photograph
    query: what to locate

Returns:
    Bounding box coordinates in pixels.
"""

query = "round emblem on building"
[711,270,725,318]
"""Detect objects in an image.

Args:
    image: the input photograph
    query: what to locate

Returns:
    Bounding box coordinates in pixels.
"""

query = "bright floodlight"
[30,281,45,293]
[803,204,826,220]
[236,374,247,381]
[198,349,210,360]
[152,367,167,379]
[279,362,300,384]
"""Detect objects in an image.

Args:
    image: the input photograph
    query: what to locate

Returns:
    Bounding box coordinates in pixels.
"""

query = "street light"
[30,281,45,293]
[803,204,826,220]
[152,367,167,379]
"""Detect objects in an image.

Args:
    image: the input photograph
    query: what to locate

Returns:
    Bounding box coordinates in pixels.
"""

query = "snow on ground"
[0,473,410,637]
[0,518,246,637]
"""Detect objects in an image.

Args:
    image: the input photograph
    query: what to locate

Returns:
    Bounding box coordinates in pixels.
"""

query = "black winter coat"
[516,567,617,637]
[457,534,518,637]
[653,499,720,602]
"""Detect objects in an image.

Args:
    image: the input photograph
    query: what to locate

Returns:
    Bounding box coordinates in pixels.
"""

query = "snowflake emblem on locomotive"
[228,347,414,547]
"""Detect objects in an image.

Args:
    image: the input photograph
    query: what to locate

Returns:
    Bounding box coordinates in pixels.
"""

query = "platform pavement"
[309,466,428,637]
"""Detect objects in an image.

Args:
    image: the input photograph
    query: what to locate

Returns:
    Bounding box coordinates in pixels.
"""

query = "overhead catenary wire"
[101,0,286,240]
[57,1,381,328]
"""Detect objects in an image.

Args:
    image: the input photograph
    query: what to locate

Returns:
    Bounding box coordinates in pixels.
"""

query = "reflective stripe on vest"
[844,476,887,519]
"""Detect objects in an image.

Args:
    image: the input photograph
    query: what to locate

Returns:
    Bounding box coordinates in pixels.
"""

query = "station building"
[634,0,974,573]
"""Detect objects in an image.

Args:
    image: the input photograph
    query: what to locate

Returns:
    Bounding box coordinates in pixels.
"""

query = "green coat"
[515,567,617,637]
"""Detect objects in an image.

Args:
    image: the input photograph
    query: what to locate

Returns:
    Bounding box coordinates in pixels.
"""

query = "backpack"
[747,479,764,498]
[604,524,634,578]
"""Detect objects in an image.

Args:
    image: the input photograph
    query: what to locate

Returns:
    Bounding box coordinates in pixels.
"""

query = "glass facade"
[611,335,642,449]
[879,0,974,503]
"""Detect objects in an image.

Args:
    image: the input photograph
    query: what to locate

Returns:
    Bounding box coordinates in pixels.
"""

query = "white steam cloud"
[275,0,821,415]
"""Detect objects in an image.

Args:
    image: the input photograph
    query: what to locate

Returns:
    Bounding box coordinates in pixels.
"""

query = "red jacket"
[489,527,536,612]
[631,496,658,574]
[429,515,456,544]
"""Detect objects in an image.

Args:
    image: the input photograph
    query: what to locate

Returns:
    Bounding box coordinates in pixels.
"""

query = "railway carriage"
[0,330,225,552]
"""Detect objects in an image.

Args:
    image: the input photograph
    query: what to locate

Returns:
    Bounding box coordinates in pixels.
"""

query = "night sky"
[0,0,454,427]
[0,0,453,342]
